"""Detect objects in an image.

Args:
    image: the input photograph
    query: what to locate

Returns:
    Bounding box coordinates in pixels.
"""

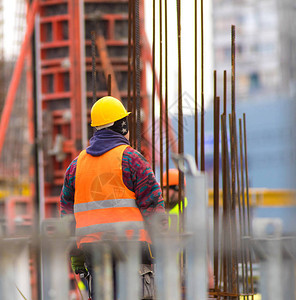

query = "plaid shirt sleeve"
[60,157,77,217]
[122,147,166,226]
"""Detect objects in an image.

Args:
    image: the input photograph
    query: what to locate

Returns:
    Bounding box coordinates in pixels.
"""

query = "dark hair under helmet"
[108,116,129,136]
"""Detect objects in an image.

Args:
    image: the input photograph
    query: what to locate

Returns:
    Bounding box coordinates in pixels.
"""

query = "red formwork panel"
[5,196,34,236]
[37,0,82,219]
[35,0,148,297]
[37,0,148,220]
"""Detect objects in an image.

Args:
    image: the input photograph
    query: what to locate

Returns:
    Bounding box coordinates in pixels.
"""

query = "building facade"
[212,0,296,100]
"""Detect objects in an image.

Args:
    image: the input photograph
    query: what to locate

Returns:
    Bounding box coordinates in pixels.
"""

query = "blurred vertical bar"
[200,0,205,171]
[117,241,140,300]
[186,162,208,300]
[154,222,181,300]
[194,0,198,168]
[93,244,114,300]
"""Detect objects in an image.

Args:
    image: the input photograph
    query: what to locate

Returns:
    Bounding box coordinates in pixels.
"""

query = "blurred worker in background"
[162,168,187,218]
[60,96,166,299]
[162,168,214,289]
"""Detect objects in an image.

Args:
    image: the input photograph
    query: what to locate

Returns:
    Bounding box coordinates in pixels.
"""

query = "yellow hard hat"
[91,96,131,127]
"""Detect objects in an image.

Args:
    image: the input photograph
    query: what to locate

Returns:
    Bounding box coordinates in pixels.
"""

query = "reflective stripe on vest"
[74,198,138,213]
[74,145,150,246]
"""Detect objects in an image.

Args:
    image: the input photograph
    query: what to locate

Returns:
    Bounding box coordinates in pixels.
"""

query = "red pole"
[0,0,39,157]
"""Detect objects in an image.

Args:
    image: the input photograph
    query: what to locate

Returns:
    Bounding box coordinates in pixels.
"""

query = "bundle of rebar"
[91,0,255,298]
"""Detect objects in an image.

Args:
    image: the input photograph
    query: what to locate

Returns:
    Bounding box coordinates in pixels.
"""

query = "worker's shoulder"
[66,156,78,173]
[123,146,148,163]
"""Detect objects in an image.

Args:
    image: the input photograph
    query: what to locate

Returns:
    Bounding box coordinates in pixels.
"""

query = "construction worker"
[162,168,187,218]
[162,168,214,289]
[60,96,166,299]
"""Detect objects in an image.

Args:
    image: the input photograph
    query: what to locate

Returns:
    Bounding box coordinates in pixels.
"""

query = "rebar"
[234,115,246,297]
[164,0,169,200]
[223,70,227,115]
[107,74,111,96]
[230,24,239,296]
[132,0,137,149]
[176,0,185,287]
[213,71,219,291]
[229,114,239,298]
[176,0,184,228]
[159,0,163,189]
[127,0,133,144]
[239,118,249,297]
[135,0,141,152]
[220,115,231,294]
[151,0,156,172]
[243,113,254,298]
[91,31,97,107]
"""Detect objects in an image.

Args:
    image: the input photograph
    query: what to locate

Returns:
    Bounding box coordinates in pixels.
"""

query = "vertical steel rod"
[132,0,137,149]
[229,114,239,298]
[239,118,249,298]
[220,115,227,294]
[230,24,239,297]
[152,0,156,171]
[221,69,227,295]
[213,71,219,291]
[234,116,246,297]
[91,31,97,107]
[221,114,233,295]
[176,0,185,287]
[159,0,163,189]
[243,113,254,299]
[200,0,205,171]
[223,70,227,115]
[107,74,111,96]
[91,31,97,136]
[127,0,133,145]
[164,0,169,198]
[135,0,141,152]
[176,0,184,223]
[213,98,220,293]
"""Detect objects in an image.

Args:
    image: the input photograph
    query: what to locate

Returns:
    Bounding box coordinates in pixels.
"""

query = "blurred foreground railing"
[0,156,295,300]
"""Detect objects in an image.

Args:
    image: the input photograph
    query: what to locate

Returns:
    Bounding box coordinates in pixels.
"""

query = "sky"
[144,0,213,113]
[3,0,18,59]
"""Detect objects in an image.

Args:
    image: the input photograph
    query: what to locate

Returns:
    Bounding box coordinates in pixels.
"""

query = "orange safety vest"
[74,144,150,247]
